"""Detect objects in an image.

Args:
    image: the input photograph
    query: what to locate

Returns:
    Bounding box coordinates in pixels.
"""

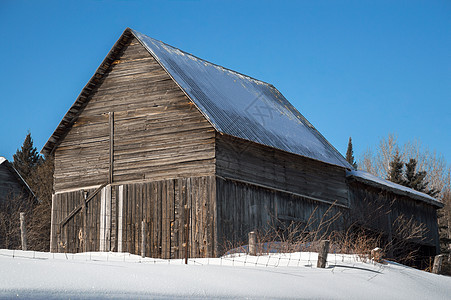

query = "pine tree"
[404,158,438,196]
[13,133,40,181]
[345,137,357,169]
[387,149,404,184]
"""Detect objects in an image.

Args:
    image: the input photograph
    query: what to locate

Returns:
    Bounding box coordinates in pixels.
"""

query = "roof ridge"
[130,29,273,87]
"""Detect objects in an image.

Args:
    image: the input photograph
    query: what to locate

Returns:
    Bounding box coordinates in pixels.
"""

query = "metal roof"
[42,28,351,169]
[347,170,442,208]
[132,29,351,169]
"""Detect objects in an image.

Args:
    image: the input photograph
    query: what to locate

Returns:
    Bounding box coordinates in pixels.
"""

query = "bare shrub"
[221,204,430,269]
[0,192,33,249]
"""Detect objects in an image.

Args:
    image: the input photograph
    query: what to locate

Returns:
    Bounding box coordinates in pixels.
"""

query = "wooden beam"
[109,111,114,184]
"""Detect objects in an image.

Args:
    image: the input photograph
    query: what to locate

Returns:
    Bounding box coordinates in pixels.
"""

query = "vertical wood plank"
[118,185,124,252]
[109,111,114,184]
[105,185,112,251]
[99,187,106,251]
[146,183,152,257]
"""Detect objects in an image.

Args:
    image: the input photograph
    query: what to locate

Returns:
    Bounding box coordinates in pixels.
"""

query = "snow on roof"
[0,156,36,200]
[347,170,442,208]
[132,29,351,169]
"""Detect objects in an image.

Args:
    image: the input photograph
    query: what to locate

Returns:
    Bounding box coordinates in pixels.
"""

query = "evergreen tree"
[13,133,40,181]
[404,158,438,196]
[345,137,357,169]
[387,149,404,184]
[405,159,426,191]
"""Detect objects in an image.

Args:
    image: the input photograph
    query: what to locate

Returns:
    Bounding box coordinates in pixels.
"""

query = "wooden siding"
[216,134,349,206]
[51,176,216,258]
[0,162,30,202]
[53,37,215,191]
[348,181,439,250]
[215,176,345,254]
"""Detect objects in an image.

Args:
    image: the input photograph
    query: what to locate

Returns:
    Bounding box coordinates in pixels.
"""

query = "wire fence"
[0,248,386,273]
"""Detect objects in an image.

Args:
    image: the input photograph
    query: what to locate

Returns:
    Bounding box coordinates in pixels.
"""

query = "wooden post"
[371,247,382,263]
[141,220,146,258]
[317,240,330,268]
[20,212,27,251]
[184,206,190,264]
[432,254,445,274]
[248,231,257,256]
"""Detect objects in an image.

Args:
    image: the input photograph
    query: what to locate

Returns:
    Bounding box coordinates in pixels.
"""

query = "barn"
[0,157,35,248]
[0,157,34,204]
[42,28,442,260]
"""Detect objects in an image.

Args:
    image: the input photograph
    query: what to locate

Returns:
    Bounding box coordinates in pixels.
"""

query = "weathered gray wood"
[105,185,111,251]
[109,112,114,184]
[348,181,440,251]
[248,231,257,256]
[317,240,330,268]
[216,134,349,206]
[59,182,108,228]
[185,205,189,264]
[20,212,27,251]
[141,220,146,258]
[53,37,215,191]
[82,190,88,252]
[432,254,445,274]
[99,187,106,251]
[118,185,124,252]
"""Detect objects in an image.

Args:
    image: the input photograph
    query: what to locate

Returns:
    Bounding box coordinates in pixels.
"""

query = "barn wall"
[53,36,216,191]
[215,176,345,254]
[348,181,439,251]
[216,134,349,206]
[0,162,29,202]
[51,176,216,258]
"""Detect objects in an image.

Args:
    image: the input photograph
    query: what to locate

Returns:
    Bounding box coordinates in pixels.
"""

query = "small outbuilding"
[0,157,35,248]
[42,28,442,260]
[0,157,34,204]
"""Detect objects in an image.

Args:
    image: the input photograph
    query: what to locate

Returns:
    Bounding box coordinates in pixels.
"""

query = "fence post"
[141,220,146,258]
[371,247,383,263]
[248,231,257,256]
[432,254,445,274]
[317,240,329,268]
[20,212,27,251]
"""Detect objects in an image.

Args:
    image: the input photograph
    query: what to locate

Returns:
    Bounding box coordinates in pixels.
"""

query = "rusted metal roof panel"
[132,29,351,169]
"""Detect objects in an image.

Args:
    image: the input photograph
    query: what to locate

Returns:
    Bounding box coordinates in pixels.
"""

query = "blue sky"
[1,0,450,164]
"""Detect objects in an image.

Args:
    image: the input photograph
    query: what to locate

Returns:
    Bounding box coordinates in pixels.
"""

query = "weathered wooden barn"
[0,157,34,204]
[0,157,35,248]
[42,28,442,259]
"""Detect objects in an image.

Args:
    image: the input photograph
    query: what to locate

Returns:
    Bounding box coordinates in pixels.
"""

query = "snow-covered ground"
[1,250,450,299]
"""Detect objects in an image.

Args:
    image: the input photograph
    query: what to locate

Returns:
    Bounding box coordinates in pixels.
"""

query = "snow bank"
[0,250,450,299]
